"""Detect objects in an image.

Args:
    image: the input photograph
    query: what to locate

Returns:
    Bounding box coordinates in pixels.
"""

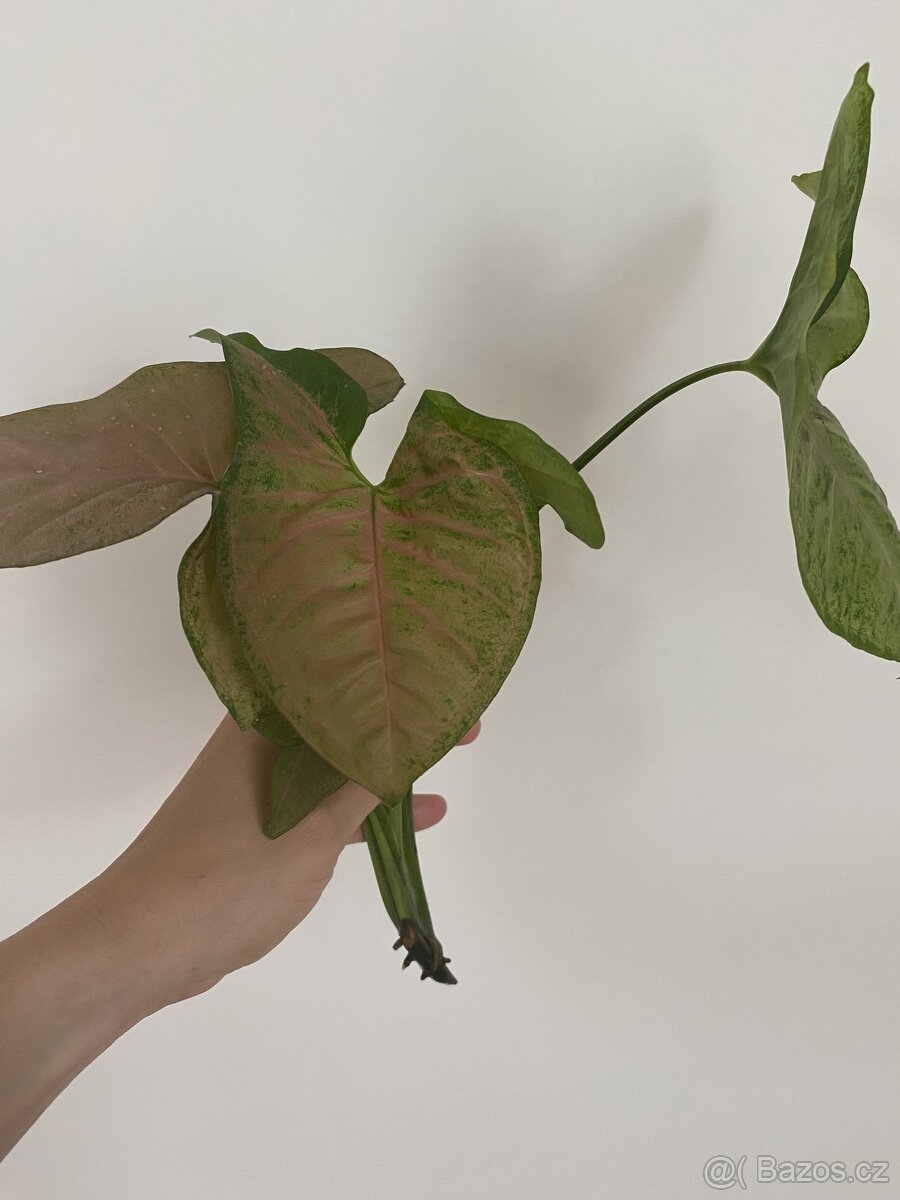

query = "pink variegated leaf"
[0,362,235,568]
[0,345,403,570]
[214,333,541,804]
[177,339,405,740]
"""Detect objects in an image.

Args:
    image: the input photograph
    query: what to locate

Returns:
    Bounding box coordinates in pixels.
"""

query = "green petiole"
[571,359,754,472]
[362,790,456,984]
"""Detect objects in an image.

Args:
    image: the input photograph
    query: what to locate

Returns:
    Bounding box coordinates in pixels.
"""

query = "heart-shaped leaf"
[746,65,899,661]
[0,362,236,567]
[214,333,541,804]
[422,389,604,548]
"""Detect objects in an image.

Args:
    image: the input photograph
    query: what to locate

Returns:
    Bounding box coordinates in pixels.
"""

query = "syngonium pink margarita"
[0,327,603,981]
[2,65,898,983]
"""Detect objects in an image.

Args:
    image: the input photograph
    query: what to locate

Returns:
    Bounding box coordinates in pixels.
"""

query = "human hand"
[0,712,480,1159]
[89,713,481,1007]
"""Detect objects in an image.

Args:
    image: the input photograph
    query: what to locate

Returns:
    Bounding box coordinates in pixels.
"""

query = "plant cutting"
[1,65,896,985]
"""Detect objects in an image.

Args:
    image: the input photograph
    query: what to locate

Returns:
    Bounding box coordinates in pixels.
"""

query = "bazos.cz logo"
[703,1154,890,1189]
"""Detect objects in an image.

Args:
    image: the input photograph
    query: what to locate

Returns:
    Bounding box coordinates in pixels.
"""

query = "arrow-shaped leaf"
[747,65,900,661]
[0,362,235,568]
[750,64,873,432]
[787,169,870,388]
[1,341,404,570]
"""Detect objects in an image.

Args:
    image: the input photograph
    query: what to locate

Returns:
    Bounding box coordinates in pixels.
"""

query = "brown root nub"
[391,919,457,984]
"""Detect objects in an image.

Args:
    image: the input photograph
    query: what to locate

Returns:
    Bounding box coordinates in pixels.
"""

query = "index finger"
[456,718,481,746]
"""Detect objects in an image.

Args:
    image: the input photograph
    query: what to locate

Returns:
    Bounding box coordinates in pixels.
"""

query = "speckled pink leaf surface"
[0,362,234,567]
[215,335,541,804]
[176,343,405,740]
[0,347,403,569]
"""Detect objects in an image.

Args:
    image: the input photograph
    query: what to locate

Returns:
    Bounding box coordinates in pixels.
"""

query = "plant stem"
[571,360,751,472]
[362,788,456,984]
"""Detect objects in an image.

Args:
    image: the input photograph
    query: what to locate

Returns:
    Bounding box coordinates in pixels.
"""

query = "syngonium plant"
[1,65,897,983]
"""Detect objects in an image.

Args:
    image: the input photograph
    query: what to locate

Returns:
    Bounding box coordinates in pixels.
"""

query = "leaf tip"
[853,62,874,103]
[190,328,224,346]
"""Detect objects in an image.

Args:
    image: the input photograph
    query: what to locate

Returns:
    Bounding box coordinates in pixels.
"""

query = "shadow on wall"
[0,502,212,807]
[414,200,715,454]
[412,195,716,727]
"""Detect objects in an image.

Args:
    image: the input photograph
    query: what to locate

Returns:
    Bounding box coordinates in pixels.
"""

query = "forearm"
[0,716,284,1161]
[0,877,163,1161]
[0,710,427,1161]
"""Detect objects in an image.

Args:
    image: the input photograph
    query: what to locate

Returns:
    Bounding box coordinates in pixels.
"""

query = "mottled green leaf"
[191,331,404,435]
[788,170,870,389]
[252,703,303,747]
[0,362,235,567]
[788,399,900,659]
[422,389,604,548]
[192,330,368,458]
[750,63,873,429]
[215,334,541,804]
[264,740,349,838]
[315,346,405,414]
[745,65,899,660]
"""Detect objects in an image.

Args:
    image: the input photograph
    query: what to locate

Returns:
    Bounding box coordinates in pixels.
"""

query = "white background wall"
[2,3,900,1197]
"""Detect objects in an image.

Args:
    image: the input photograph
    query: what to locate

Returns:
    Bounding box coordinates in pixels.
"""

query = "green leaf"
[750,63,873,428]
[215,334,541,804]
[421,389,604,549]
[192,331,374,457]
[192,331,404,420]
[252,702,303,747]
[0,362,236,567]
[788,399,900,659]
[315,347,405,414]
[805,267,869,390]
[787,169,871,389]
[264,740,349,838]
[746,65,899,661]
[790,170,822,202]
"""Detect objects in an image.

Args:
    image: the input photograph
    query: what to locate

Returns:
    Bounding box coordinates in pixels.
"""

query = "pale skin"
[0,713,480,1162]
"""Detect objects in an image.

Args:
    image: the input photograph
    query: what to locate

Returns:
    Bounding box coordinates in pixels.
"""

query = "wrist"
[0,882,160,1159]
[84,713,282,1007]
